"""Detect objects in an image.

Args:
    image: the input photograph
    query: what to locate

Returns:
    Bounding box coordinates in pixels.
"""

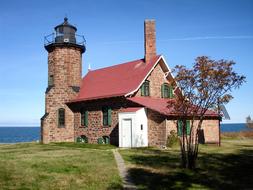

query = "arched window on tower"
[48,75,54,86]
[58,108,65,128]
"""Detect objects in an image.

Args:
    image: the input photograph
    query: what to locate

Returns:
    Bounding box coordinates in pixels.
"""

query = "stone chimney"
[144,19,156,63]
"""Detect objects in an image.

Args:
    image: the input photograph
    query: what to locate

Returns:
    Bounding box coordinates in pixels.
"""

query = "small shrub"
[166,130,179,147]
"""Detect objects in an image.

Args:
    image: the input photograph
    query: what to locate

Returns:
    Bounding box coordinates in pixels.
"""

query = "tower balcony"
[44,33,86,53]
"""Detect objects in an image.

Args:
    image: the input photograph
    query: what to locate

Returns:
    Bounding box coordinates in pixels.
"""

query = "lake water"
[220,123,252,132]
[0,127,40,143]
[0,124,252,143]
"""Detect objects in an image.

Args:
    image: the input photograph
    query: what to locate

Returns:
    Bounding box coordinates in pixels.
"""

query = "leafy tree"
[246,115,251,123]
[171,56,245,169]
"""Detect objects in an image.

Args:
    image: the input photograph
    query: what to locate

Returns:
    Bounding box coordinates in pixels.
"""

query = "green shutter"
[178,120,182,136]
[81,110,84,126]
[104,136,110,144]
[169,86,173,98]
[77,136,88,143]
[97,138,103,144]
[141,84,145,96]
[77,137,82,142]
[161,84,164,98]
[108,108,112,126]
[84,136,88,143]
[85,111,88,127]
[106,137,110,144]
[186,120,190,135]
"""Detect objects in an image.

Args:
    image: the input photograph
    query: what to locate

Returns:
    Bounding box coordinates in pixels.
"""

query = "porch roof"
[120,107,143,113]
[127,96,219,118]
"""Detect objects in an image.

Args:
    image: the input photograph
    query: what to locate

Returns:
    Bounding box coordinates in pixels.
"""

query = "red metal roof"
[127,97,176,116]
[127,96,219,117]
[71,55,161,102]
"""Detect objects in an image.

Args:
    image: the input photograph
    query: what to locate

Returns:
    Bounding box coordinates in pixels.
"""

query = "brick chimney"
[144,19,156,63]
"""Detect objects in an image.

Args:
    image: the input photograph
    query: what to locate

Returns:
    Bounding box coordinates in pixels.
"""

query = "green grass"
[0,143,122,190]
[120,138,253,190]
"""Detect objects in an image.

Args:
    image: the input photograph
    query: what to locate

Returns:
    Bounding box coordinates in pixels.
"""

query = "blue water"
[0,124,251,143]
[221,123,253,132]
[0,127,40,143]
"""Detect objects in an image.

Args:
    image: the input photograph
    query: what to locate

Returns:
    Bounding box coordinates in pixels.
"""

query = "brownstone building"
[41,18,220,147]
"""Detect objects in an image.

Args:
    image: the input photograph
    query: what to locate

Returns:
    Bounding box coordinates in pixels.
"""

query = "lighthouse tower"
[41,18,85,143]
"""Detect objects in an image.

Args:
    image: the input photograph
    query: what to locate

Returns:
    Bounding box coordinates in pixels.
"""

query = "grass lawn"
[0,143,122,190]
[120,138,253,190]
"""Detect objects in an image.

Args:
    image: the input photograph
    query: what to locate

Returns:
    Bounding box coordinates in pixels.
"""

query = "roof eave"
[67,94,126,104]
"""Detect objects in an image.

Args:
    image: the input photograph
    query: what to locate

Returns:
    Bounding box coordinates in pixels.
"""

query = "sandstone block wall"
[147,109,167,147]
[165,119,220,145]
[41,46,82,143]
[73,98,137,146]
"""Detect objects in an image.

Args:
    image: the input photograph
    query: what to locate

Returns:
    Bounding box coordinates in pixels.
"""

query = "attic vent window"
[161,83,173,98]
[141,80,150,96]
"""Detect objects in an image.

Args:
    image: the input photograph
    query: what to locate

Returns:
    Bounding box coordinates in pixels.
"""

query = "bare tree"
[172,56,245,169]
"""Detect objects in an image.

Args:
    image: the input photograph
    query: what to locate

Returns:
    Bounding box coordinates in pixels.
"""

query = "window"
[77,135,88,143]
[58,108,65,128]
[102,107,112,126]
[98,136,110,144]
[103,136,110,144]
[141,80,150,96]
[161,83,173,98]
[48,75,54,86]
[97,137,103,144]
[178,120,190,136]
[81,110,88,127]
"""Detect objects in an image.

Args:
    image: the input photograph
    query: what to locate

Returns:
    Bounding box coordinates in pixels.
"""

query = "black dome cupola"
[54,17,77,44]
[44,17,86,53]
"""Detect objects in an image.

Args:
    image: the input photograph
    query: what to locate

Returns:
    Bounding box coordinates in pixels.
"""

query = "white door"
[121,119,132,147]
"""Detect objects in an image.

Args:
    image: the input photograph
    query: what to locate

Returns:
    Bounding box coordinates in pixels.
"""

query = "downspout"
[218,98,221,146]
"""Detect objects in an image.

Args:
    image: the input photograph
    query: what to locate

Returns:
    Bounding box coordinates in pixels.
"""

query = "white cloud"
[98,35,253,44]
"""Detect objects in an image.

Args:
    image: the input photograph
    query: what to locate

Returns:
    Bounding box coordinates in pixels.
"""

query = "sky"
[0,0,252,126]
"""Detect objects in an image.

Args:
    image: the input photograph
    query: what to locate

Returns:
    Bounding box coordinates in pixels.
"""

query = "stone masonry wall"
[41,46,82,144]
[165,119,220,144]
[73,98,138,146]
[147,109,167,147]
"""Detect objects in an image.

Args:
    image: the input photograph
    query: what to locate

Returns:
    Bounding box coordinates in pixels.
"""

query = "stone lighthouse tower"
[41,18,85,143]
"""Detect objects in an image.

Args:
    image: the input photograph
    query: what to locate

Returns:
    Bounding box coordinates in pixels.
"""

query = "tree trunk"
[180,139,187,168]
[179,119,203,170]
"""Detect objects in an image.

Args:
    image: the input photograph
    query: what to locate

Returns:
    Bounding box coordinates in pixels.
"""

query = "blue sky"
[0,0,252,126]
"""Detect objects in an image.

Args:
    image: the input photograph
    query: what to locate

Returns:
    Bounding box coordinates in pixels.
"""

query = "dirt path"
[113,149,137,190]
